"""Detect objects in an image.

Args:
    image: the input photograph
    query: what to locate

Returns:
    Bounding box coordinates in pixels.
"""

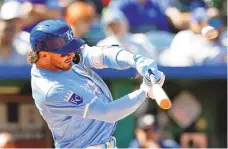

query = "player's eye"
[61,54,68,57]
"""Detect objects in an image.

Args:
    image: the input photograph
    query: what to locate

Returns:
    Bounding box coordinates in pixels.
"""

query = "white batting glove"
[134,55,162,82]
[140,71,165,99]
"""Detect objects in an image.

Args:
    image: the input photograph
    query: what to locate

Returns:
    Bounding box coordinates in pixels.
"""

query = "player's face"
[49,52,75,71]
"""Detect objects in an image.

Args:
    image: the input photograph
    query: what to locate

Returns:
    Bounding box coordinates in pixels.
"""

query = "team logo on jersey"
[65,90,83,105]
[80,80,101,95]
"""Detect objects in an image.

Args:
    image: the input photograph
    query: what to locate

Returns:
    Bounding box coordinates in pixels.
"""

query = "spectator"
[64,1,96,39]
[180,132,208,148]
[4,0,62,32]
[220,30,227,47]
[144,30,175,55]
[108,0,170,33]
[108,0,206,33]
[97,9,158,60]
[0,132,16,148]
[167,0,207,12]
[159,7,226,66]
[203,7,227,64]
[0,1,30,65]
[59,0,74,7]
[165,0,207,31]
[129,114,179,148]
[86,0,104,16]
[66,0,104,16]
[101,0,111,7]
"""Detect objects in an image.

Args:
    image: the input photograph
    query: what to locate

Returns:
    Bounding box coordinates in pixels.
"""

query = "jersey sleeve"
[45,83,147,123]
[82,44,136,70]
[85,89,147,123]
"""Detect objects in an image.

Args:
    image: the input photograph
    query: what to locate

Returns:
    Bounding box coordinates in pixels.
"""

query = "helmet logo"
[66,30,73,40]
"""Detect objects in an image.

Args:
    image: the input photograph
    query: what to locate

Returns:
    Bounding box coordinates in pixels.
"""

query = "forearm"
[86,89,147,123]
[103,46,156,70]
[82,45,161,80]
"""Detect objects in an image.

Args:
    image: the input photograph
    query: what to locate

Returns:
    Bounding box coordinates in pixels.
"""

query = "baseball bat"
[149,74,172,110]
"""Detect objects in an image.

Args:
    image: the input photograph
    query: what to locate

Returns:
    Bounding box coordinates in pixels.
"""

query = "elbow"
[101,107,118,123]
[87,102,118,123]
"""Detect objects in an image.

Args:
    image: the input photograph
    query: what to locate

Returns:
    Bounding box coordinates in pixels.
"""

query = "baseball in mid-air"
[201,26,219,39]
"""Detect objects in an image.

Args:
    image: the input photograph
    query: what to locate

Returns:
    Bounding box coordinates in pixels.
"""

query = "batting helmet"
[30,19,85,54]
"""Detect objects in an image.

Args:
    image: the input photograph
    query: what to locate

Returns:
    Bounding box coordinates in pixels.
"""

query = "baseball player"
[28,20,165,148]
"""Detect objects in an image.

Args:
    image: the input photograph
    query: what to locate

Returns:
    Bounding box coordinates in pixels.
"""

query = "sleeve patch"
[91,47,104,68]
[65,90,83,105]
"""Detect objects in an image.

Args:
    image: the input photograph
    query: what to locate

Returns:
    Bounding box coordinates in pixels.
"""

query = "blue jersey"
[109,0,170,33]
[31,45,147,148]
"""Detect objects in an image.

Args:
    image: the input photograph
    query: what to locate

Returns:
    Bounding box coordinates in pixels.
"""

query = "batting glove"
[134,55,162,82]
[140,72,165,99]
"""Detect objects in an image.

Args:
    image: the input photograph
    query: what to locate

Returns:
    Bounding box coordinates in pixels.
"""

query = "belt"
[87,138,116,149]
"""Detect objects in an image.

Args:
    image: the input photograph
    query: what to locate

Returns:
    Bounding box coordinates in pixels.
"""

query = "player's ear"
[72,52,81,64]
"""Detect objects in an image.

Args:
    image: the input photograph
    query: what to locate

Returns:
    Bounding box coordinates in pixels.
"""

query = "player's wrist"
[140,78,153,99]
[133,54,143,67]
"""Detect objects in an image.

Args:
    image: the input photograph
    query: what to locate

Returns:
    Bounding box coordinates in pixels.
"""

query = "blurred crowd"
[0,0,227,148]
[0,0,226,66]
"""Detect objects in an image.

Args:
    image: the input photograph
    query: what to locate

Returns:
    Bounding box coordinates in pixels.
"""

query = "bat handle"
[148,69,156,85]
[148,70,172,110]
[149,74,156,85]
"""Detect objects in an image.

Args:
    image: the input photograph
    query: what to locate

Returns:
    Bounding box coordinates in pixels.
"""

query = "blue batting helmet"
[30,20,85,54]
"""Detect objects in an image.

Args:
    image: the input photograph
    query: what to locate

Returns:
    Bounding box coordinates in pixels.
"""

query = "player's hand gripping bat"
[149,71,172,110]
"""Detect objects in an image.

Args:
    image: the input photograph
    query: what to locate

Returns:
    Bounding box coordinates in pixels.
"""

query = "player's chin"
[58,63,73,71]
[64,63,73,70]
